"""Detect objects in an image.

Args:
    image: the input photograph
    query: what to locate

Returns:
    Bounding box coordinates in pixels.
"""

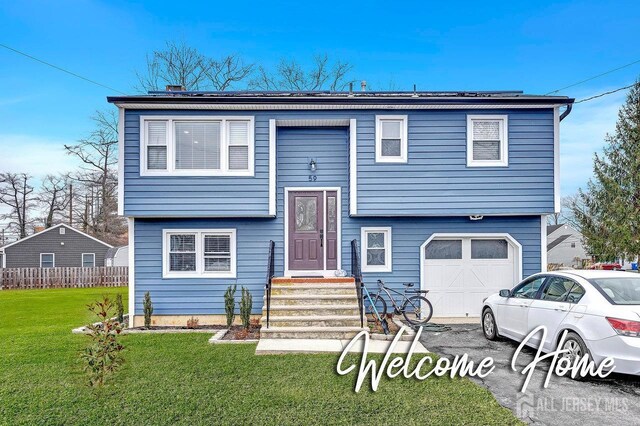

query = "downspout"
[559,103,573,121]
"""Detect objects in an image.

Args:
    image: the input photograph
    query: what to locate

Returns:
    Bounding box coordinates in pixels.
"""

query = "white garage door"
[423,237,519,317]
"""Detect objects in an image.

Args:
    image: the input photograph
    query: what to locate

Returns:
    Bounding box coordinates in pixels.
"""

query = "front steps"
[260,277,366,340]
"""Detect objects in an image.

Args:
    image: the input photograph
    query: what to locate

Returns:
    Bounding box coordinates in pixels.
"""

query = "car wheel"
[560,331,591,379]
[482,308,499,340]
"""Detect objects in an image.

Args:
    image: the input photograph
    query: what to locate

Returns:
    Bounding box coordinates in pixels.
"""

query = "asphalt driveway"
[419,323,640,425]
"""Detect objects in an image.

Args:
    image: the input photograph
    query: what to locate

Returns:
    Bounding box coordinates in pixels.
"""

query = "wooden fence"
[0,267,128,290]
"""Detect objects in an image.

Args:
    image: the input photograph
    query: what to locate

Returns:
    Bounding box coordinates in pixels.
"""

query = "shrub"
[239,286,252,331]
[115,293,124,323]
[80,296,125,387]
[224,285,236,327]
[143,291,153,329]
[186,316,199,329]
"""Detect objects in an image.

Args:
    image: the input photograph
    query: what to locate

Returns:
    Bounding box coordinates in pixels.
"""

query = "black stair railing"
[350,239,364,328]
[265,240,275,329]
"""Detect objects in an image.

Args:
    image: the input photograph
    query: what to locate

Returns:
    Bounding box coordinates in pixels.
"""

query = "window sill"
[375,157,408,164]
[362,266,392,273]
[141,170,254,177]
[466,161,509,168]
[163,272,237,279]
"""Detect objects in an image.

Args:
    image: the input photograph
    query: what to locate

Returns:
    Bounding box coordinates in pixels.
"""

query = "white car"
[481,270,640,376]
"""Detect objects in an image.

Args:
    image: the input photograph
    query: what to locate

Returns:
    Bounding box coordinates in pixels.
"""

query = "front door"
[287,190,338,272]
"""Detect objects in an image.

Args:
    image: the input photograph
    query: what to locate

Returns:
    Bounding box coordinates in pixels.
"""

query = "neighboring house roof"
[0,223,113,251]
[547,224,564,235]
[105,245,127,259]
[547,234,571,251]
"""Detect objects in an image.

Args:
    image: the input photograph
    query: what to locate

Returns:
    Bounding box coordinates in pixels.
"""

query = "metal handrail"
[265,240,275,329]
[351,239,364,328]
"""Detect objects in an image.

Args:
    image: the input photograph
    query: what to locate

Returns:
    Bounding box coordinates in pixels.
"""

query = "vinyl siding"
[133,128,542,315]
[2,225,111,268]
[123,109,555,217]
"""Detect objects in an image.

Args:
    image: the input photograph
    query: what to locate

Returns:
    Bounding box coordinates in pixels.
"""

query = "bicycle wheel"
[365,296,387,322]
[401,295,433,325]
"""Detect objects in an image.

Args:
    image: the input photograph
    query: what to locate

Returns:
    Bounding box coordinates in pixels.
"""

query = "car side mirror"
[499,289,511,298]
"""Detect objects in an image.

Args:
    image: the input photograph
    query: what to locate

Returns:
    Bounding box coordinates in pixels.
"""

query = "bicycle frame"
[371,281,416,314]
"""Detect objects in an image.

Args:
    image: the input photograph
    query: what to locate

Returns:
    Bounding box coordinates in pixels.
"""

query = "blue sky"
[1,0,639,196]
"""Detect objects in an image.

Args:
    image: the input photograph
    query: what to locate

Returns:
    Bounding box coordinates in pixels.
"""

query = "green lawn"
[0,288,519,425]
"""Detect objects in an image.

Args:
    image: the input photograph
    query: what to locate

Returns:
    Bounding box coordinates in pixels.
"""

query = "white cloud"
[0,134,80,178]
[560,90,626,195]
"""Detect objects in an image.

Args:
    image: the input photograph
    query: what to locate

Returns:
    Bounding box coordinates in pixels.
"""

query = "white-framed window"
[162,229,236,278]
[59,227,65,235]
[375,115,408,163]
[82,253,96,267]
[140,116,254,176]
[361,227,392,272]
[466,115,508,167]
[40,253,55,268]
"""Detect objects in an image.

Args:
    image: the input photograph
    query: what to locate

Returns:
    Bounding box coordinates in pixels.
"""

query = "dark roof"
[108,90,574,106]
[547,234,571,251]
[547,224,565,235]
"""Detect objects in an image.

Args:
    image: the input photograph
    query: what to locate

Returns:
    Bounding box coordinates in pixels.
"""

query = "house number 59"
[308,175,317,182]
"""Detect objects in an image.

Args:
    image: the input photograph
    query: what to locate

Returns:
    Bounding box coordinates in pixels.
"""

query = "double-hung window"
[40,253,55,268]
[141,117,254,176]
[163,229,236,278]
[467,115,508,167]
[82,253,96,267]
[361,227,392,272]
[375,116,408,163]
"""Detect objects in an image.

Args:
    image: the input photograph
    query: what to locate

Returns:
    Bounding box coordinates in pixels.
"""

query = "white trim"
[540,215,548,272]
[553,107,561,213]
[139,115,255,177]
[162,229,237,279]
[0,224,112,251]
[283,187,342,276]
[81,252,96,267]
[40,253,55,268]
[268,119,276,216]
[116,103,567,110]
[349,119,357,215]
[466,115,509,167]
[419,233,523,295]
[276,119,350,127]
[1,250,5,268]
[375,115,408,163]
[361,227,393,272]
[117,107,125,216]
[127,218,135,326]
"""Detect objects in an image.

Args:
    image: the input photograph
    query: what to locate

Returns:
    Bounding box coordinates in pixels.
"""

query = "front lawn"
[0,287,519,425]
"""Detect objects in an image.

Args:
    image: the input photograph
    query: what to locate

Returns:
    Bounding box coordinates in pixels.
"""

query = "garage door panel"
[424,263,465,289]
[429,291,466,317]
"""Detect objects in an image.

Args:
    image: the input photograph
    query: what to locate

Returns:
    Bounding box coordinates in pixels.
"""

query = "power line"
[575,83,636,103]
[0,43,127,95]
[546,58,640,95]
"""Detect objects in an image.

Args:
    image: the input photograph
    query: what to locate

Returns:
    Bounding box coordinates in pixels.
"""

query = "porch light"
[309,159,317,172]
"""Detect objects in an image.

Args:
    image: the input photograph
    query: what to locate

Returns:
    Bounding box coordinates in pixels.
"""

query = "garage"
[422,234,521,317]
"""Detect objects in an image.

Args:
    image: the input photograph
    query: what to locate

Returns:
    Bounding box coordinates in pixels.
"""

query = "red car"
[589,262,622,270]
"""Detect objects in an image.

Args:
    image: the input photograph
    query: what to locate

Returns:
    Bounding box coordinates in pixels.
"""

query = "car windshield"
[589,277,640,305]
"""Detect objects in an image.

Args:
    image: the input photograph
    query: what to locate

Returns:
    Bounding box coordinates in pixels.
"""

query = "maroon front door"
[288,191,324,271]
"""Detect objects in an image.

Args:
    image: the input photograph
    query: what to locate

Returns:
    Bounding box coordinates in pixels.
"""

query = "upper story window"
[466,115,508,167]
[375,115,408,163]
[162,229,236,278]
[141,116,254,176]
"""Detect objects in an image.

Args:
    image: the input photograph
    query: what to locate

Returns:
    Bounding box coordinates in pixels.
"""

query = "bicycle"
[365,279,433,326]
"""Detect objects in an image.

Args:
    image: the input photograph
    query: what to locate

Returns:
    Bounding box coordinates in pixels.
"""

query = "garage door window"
[471,239,508,259]
[425,240,462,259]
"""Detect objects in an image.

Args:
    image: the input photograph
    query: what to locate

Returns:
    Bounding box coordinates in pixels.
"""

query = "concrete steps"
[261,277,366,339]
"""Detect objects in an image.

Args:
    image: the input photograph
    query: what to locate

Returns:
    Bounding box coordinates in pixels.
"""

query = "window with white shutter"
[466,115,508,167]
[141,117,253,176]
[375,116,408,163]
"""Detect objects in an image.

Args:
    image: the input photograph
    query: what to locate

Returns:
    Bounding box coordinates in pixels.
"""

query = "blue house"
[108,89,573,329]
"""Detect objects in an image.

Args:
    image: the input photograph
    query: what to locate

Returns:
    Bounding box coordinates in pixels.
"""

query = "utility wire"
[546,58,640,95]
[575,83,636,103]
[0,43,127,95]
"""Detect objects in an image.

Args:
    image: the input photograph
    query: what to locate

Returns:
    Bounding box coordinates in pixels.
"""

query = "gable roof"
[547,234,571,251]
[547,224,565,235]
[0,224,113,251]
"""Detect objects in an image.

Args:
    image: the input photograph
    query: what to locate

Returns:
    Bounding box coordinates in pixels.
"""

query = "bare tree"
[37,174,70,228]
[135,41,253,92]
[0,173,35,239]
[65,110,125,244]
[250,54,354,91]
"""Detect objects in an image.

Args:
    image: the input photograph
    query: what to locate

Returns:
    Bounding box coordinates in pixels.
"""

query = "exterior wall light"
[309,159,317,172]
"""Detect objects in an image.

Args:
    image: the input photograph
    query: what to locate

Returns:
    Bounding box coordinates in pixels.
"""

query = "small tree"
[224,284,236,327]
[115,293,124,323]
[80,297,125,387]
[143,291,153,329]
[239,286,252,331]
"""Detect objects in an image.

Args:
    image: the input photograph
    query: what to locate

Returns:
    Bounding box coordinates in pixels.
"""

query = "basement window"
[361,227,392,272]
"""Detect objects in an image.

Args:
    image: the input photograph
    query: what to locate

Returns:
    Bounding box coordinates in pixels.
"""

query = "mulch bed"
[222,325,261,340]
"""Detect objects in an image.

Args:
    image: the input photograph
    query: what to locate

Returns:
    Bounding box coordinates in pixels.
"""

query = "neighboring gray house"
[0,224,112,268]
[547,224,589,268]
[105,246,129,267]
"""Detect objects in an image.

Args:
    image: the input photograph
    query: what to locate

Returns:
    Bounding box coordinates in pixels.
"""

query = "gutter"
[559,103,573,121]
